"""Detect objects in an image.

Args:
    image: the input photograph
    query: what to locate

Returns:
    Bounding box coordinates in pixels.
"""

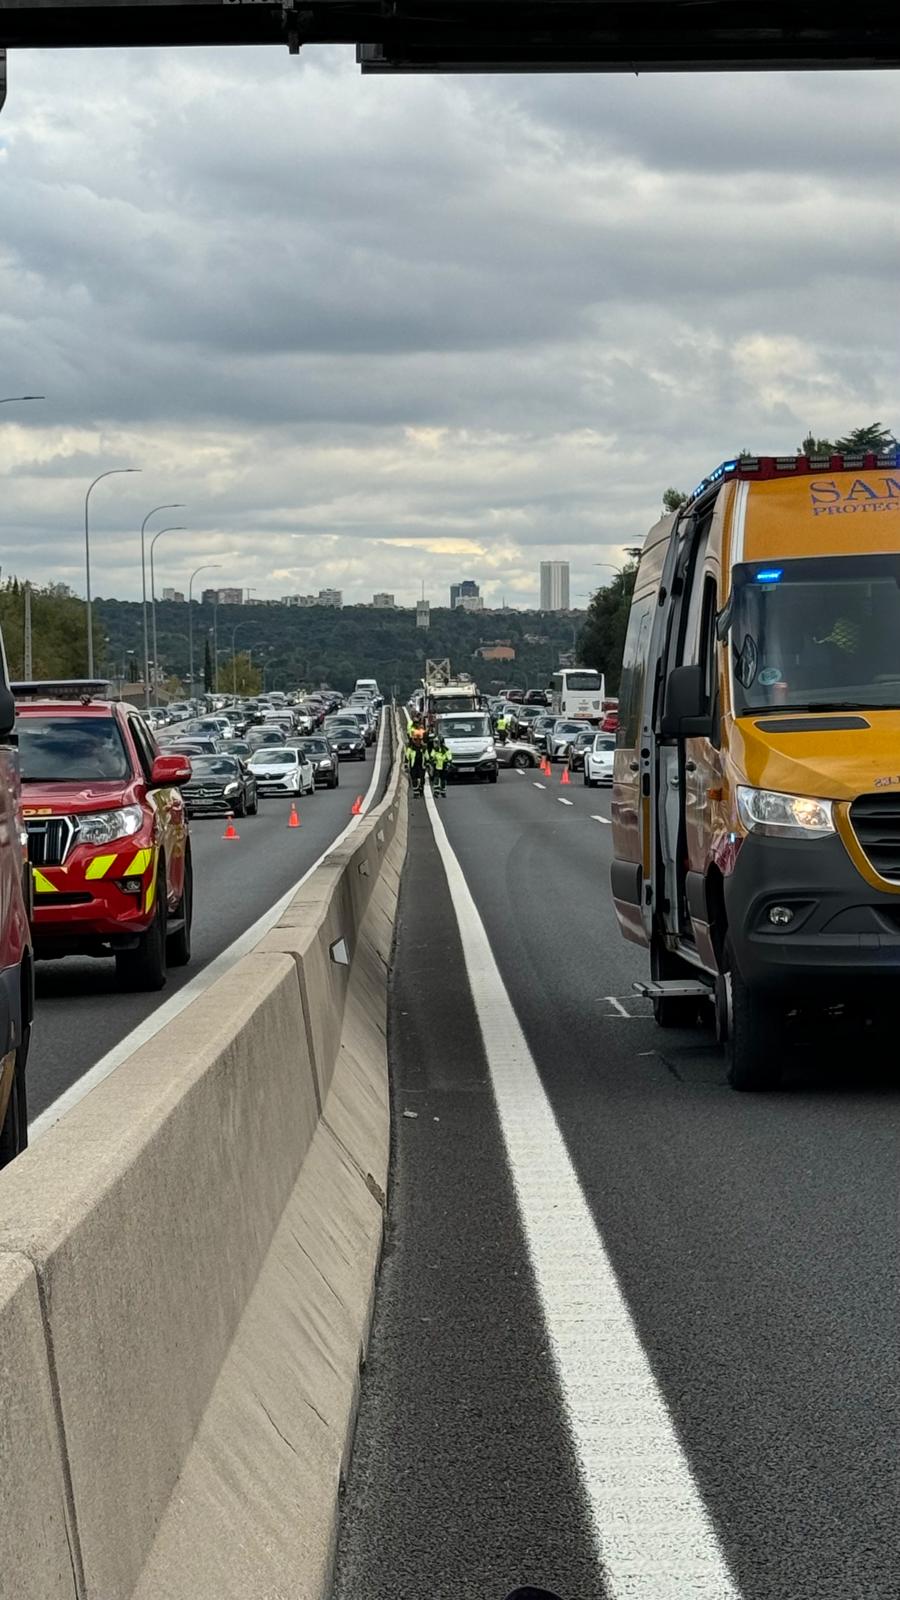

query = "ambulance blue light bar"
[687,449,900,509]
[755,569,783,583]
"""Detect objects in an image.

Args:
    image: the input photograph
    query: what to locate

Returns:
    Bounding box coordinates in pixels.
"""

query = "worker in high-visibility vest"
[406,727,427,796]
[428,737,453,797]
[495,713,509,745]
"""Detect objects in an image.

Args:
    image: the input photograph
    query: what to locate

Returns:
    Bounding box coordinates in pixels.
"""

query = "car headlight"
[318,759,331,768]
[224,782,240,796]
[484,743,496,758]
[77,804,144,846]
[736,786,835,840]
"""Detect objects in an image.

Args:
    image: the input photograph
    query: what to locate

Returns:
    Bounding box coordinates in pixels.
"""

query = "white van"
[354,678,380,700]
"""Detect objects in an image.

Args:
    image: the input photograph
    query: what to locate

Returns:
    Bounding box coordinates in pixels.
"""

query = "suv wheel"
[512,751,532,770]
[167,851,193,968]
[0,1028,30,1170]
[117,866,168,991]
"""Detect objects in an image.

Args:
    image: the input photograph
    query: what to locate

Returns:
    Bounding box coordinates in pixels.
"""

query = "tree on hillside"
[221,651,262,695]
[578,565,637,695]
[0,578,104,678]
[663,488,688,514]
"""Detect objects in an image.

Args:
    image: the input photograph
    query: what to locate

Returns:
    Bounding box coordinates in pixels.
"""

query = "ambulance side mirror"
[661,663,711,738]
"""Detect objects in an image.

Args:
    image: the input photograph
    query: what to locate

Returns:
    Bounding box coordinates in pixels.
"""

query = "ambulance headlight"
[736,786,834,840]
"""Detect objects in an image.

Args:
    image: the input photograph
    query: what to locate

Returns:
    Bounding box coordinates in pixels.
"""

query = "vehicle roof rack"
[11,679,119,705]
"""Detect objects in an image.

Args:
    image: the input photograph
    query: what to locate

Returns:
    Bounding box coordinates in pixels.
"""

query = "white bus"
[550,667,605,722]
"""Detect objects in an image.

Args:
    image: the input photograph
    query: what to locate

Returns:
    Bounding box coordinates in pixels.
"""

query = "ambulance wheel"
[650,937,700,1028]
[724,942,782,1092]
[117,867,168,992]
[167,852,193,968]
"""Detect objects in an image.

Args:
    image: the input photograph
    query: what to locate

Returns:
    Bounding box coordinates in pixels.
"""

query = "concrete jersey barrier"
[0,712,407,1600]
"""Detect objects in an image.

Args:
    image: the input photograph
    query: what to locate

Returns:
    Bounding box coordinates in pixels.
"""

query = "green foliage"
[662,488,688,514]
[0,579,104,680]
[578,566,637,695]
[221,651,262,695]
[95,598,587,700]
[799,423,897,457]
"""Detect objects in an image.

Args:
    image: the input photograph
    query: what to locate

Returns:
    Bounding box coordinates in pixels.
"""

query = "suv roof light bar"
[687,449,900,507]
[11,679,119,704]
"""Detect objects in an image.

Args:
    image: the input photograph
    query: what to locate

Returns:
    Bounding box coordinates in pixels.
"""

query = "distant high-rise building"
[416,600,430,630]
[162,587,184,603]
[317,588,342,608]
[456,594,483,612]
[200,588,217,606]
[540,560,570,611]
[450,579,480,609]
[372,592,395,608]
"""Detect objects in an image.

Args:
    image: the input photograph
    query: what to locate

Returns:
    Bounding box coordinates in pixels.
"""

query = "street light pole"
[0,395,44,405]
[139,504,184,709]
[84,468,140,677]
[149,525,187,701]
[187,563,221,700]
[230,620,256,696]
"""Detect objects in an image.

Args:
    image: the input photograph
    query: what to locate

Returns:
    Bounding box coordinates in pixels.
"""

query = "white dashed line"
[591,814,612,825]
[533,782,546,790]
[558,798,574,806]
[424,787,743,1600]
[606,996,629,1017]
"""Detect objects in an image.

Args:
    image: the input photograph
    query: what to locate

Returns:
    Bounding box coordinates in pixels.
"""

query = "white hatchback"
[584,734,616,787]
[247,747,315,796]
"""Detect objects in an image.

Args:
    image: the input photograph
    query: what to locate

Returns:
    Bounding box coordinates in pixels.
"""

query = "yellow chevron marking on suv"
[144,871,157,915]
[85,853,117,881]
[32,869,57,894]
[125,848,153,876]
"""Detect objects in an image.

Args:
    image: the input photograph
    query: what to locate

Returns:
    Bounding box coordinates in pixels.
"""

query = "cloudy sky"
[1,48,898,609]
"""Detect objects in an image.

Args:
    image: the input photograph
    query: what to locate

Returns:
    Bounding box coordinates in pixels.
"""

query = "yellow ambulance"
[611,451,900,1089]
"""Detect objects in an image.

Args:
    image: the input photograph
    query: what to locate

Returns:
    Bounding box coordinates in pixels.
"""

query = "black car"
[183,755,258,818]
[566,730,598,772]
[532,716,557,754]
[326,724,367,761]
[524,689,550,706]
[288,736,340,787]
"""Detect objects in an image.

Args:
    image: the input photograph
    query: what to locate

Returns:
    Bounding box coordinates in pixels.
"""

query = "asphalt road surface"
[334,765,900,1600]
[27,735,389,1124]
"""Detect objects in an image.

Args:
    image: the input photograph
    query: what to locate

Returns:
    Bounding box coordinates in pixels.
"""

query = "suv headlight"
[736,786,835,840]
[77,804,144,846]
[224,782,240,797]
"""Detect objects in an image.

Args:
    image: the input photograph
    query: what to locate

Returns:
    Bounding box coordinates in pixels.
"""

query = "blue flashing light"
[755,568,783,583]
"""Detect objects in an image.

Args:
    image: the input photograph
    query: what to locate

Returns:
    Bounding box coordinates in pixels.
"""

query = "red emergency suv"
[0,658,33,1170]
[15,682,194,991]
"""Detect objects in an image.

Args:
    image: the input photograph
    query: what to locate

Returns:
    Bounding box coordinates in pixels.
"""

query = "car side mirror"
[661,663,711,738]
[150,753,192,788]
[0,682,15,741]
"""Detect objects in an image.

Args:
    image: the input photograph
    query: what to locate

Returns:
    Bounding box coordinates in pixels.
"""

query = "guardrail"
[0,714,406,1600]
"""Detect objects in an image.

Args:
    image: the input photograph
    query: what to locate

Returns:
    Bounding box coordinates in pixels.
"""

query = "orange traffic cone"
[351,795,364,816]
[288,804,301,829]
[560,765,571,785]
[222,813,240,840]
[542,757,551,775]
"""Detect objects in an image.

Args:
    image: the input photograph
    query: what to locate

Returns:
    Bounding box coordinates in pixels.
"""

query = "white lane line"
[533,782,546,790]
[606,996,629,1017]
[591,814,612,825]
[558,797,574,806]
[424,786,742,1600]
[30,710,392,1141]
[514,768,526,776]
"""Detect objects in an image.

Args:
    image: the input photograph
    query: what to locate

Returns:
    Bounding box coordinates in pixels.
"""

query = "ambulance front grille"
[849,793,900,884]
[26,816,75,867]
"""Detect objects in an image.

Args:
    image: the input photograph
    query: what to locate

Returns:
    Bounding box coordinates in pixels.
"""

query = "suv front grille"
[26,816,75,867]
[849,793,900,883]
